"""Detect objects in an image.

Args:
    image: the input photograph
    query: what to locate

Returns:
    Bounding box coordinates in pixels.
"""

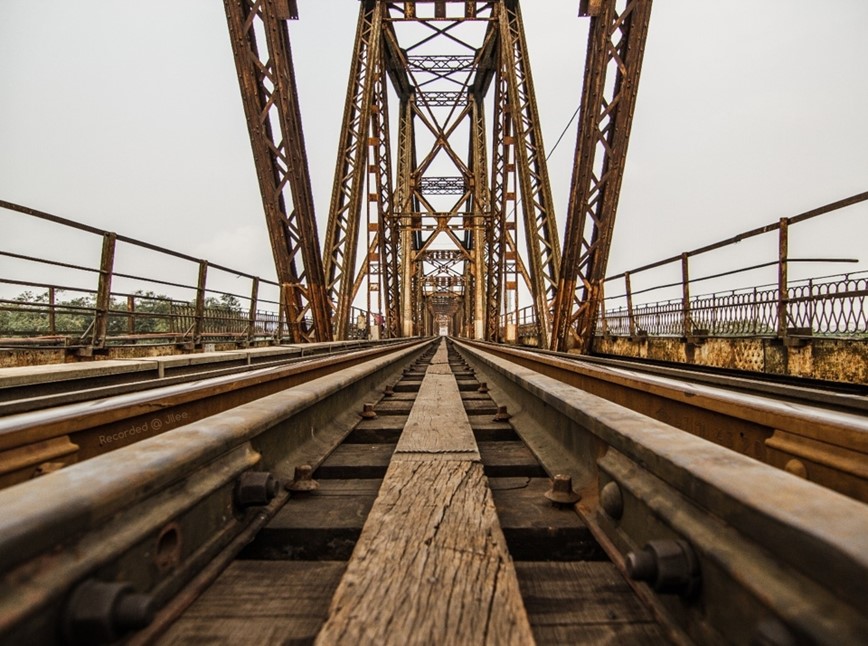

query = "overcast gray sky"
[1,0,866,308]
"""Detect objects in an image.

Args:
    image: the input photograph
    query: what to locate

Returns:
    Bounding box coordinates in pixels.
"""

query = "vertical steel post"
[778,218,789,338]
[127,295,135,335]
[248,277,259,345]
[681,252,691,338]
[625,271,636,338]
[194,261,208,347]
[92,232,116,349]
[48,286,56,335]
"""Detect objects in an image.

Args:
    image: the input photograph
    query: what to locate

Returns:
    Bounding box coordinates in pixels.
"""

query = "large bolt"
[625,539,700,597]
[286,464,319,493]
[63,580,155,645]
[600,481,623,519]
[360,403,377,419]
[235,471,279,508]
[544,474,581,506]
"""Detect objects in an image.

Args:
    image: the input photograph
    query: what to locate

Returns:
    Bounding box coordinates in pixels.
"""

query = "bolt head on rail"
[545,474,581,506]
[286,464,319,493]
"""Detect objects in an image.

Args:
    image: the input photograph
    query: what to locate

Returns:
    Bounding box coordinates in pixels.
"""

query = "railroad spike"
[545,474,581,506]
[286,464,319,493]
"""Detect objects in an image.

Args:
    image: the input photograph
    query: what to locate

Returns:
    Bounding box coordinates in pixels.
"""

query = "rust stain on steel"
[0,341,418,489]
[465,341,868,503]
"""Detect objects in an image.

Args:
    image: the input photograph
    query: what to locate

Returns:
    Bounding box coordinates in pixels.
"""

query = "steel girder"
[323,1,558,342]
[550,0,652,353]
[486,66,510,342]
[323,2,384,339]
[469,97,489,340]
[224,0,332,343]
[497,1,562,348]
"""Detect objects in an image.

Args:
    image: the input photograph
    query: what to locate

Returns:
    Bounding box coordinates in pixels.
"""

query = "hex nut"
[235,471,279,508]
[63,580,155,645]
[625,539,700,597]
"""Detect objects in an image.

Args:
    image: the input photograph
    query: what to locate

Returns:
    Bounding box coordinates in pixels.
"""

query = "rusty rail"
[452,339,868,644]
[0,338,435,644]
[459,340,868,503]
[0,338,421,490]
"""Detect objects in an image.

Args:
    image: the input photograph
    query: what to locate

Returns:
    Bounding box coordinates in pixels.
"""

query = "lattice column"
[323,1,384,339]
[486,65,511,342]
[551,0,652,353]
[224,0,332,342]
[396,99,417,338]
[470,96,490,339]
[497,1,561,348]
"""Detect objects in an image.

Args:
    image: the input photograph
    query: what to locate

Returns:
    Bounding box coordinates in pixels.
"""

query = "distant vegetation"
[0,290,244,337]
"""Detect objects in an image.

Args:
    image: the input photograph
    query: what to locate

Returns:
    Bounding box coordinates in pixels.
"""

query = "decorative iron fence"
[599,272,868,338]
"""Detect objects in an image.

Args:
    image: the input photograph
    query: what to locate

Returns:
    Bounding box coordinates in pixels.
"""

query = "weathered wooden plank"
[489,478,602,561]
[479,441,547,477]
[243,480,382,560]
[158,561,345,645]
[316,444,395,479]
[393,372,479,459]
[315,460,535,645]
[514,561,663,645]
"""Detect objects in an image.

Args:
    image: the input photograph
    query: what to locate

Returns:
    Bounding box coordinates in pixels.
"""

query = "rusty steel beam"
[323,2,384,339]
[486,64,510,342]
[551,0,652,353]
[497,1,561,348]
[224,0,332,343]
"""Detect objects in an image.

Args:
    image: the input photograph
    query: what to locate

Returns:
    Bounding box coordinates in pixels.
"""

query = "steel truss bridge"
[225,0,651,353]
[0,3,867,645]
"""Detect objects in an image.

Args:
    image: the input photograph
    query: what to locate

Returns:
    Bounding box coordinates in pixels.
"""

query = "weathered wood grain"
[158,561,345,645]
[315,461,535,645]
[393,372,479,460]
[514,561,664,644]
[316,341,534,644]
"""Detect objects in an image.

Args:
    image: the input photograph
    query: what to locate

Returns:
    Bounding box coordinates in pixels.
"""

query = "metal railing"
[599,271,868,338]
[0,200,375,351]
[505,191,867,343]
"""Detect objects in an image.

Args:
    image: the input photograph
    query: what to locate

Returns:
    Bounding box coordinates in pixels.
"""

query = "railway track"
[461,340,868,503]
[0,339,413,489]
[0,338,865,644]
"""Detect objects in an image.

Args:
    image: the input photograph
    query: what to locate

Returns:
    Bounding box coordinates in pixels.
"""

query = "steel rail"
[451,339,868,644]
[0,339,424,490]
[458,341,868,504]
[0,338,435,644]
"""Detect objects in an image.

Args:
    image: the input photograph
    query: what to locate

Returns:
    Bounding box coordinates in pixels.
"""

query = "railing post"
[277,286,285,344]
[92,232,117,349]
[599,281,609,337]
[248,278,259,346]
[194,261,208,348]
[681,252,691,338]
[48,286,56,335]
[625,272,636,338]
[778,218,789,338]
[127,295,135,335]
[752,287,758,335]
